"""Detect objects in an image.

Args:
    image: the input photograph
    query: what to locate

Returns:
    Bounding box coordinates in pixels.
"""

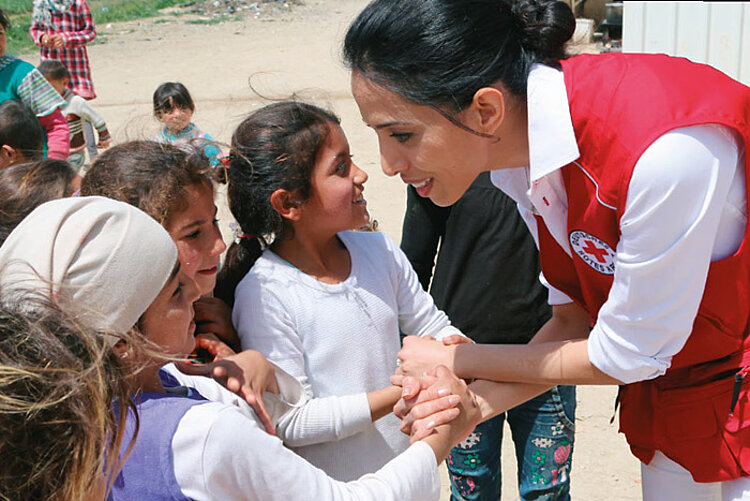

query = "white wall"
[623,2,750,85]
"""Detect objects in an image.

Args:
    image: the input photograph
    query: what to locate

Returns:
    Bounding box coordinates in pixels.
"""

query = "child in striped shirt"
[38,59,110,172]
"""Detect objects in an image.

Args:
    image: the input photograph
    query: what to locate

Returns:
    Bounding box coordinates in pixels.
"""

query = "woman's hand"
[397,335,456,377]
[394,366,478,442]
[194,296,241,351]
[175,348,280,434]
[401,366,481,462]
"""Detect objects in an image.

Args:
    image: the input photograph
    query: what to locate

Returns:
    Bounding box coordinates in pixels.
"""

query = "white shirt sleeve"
[160,362,309,425]
[588,124,744,383]
[234,281,373,446]
[386,236,464,340]
[172,403,441,501]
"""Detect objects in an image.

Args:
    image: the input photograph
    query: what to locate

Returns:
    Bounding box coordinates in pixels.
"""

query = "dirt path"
[42,1,642,498]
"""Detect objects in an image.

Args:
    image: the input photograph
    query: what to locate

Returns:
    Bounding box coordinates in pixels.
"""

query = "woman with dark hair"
[344,0,750,498]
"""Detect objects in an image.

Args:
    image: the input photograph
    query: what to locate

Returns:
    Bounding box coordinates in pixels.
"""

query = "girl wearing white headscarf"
[0,196,479,501]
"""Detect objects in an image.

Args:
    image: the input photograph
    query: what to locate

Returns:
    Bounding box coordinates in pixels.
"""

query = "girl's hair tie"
[219,155,231,169]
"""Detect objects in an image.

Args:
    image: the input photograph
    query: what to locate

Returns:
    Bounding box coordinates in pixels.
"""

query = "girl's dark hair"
[0,8,9,31]
[152,82,196,118]
[0,160,78,246]
[0,100,44,161]
[214,101,340,306]
[0,293,134,501]
[343,0,575,111]
[81,140,214,226]
[37,59,71,81]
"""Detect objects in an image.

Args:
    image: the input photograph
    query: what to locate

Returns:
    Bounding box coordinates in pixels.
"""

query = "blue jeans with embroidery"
[447,385,576,501]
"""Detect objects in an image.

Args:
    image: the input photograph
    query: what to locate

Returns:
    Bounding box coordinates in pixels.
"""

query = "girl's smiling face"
[351,71,488,207]
[299,124,370,234]
[165,182,226,296]
[140,262,201,357]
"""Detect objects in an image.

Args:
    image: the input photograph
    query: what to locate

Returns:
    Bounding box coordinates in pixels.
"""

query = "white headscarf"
[32,0,76,29]
[0,196,177,337]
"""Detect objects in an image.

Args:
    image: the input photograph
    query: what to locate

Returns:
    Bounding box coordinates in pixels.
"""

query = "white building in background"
[623,2,750,85]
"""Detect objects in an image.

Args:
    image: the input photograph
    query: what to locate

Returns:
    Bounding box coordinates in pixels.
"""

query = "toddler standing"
[38,59,110,172]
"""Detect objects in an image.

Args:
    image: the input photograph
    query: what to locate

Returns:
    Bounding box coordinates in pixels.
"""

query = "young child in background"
[151,82,222,167]
[217,101,469,481]
[0,100,44,169]
[0,159,80,246]
[37,59,110,172]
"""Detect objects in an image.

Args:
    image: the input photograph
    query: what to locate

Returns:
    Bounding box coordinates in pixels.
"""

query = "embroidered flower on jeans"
[550,422,565,436]
[457,432,482,449]
[533,451,547,465]
[532,437,554,449]
[463,453,481,469]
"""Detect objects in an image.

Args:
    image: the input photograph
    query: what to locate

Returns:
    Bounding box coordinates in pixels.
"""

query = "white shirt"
[233,231,462,480]
[170,401,440,501]
[491,64,746,384]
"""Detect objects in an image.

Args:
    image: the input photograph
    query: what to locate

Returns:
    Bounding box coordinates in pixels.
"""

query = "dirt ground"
[20,0,642,498]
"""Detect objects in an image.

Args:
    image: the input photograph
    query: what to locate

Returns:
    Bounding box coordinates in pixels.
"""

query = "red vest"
[538,53,750,482]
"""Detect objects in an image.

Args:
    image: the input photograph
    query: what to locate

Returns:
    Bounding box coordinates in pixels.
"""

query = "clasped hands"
[392,335,478,444]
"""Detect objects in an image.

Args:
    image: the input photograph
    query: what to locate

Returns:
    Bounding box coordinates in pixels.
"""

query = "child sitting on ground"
[151,82,222,167]
[37,59,110,173]
[0,100,44,169]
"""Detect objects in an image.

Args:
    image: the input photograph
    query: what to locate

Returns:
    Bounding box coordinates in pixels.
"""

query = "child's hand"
[175,349,280,434]
[47,34,64,49]
[441,334,474,345]
[97,138,112,149]
[194,297,241,351]
[194,332,235,360]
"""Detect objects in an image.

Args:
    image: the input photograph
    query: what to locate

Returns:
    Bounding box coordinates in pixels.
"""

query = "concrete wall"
[623,2,750,85]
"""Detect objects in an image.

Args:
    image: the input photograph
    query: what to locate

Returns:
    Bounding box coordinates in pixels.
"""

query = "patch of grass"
[4,0,193,55]
[186,16,241,25]
[2,0,33,15]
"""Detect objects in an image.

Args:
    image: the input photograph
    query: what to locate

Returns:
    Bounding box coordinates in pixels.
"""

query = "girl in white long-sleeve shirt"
[216,101,468,480]
[0,196,480,501]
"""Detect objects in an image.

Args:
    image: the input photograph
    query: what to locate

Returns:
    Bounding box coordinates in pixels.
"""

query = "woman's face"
[165,182,226,296]
[351,71,486,207]
[139,263,201,357]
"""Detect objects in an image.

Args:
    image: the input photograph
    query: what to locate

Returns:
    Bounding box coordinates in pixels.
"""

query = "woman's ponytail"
[513,0,576,66]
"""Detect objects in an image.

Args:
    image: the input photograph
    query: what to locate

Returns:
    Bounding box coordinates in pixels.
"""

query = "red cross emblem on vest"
[569,230,616,275]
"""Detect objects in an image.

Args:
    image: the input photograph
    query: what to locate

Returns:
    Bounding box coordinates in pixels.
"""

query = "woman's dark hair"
[81,140,214,226]
[214,101,340,305]
[0,293,134,501]
[0,9,10,31]
[343,0,575,112]
[0,100,44,161]
[152,82,196,118]
[0,160,78,246]
[37,59,71,81]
